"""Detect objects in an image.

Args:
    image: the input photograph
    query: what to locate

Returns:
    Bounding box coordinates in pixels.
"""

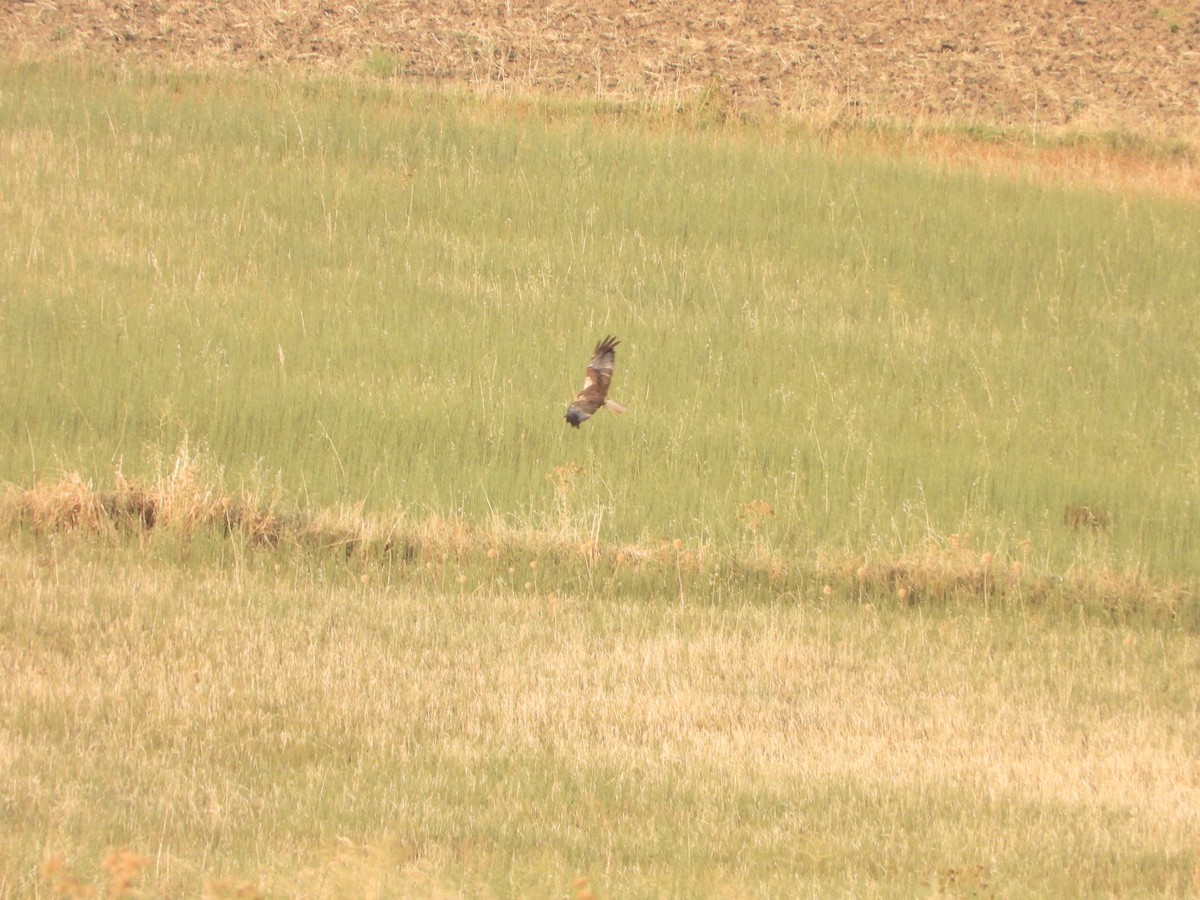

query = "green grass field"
[4,62,1198,574]
[2,62,1199,896]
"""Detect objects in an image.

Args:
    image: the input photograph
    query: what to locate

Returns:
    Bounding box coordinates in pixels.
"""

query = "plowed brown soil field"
[4,1,1200,193]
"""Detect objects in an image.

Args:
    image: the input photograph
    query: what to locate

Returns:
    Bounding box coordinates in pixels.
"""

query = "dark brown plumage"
[564,335,626,428]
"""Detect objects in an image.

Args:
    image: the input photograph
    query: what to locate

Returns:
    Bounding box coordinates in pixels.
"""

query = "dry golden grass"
[4,465,1195,897]
[820,124,1200,202]
[3,455,1197,892]
[4,523,1198,894]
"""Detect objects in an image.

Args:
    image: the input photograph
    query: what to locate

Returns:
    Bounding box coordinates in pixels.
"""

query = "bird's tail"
[604,398,627,414]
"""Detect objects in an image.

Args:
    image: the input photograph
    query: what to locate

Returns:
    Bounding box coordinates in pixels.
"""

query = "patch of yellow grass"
[8,532,1197,894]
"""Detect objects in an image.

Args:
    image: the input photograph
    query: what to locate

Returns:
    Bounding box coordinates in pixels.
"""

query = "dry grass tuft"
[4,457,364,554]
[40,848,151,898]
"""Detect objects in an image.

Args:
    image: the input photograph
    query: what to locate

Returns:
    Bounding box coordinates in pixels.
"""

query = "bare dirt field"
[6,1,1200,140]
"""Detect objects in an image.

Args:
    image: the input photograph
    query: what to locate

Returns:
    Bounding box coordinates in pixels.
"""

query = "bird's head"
[564,406,585,428]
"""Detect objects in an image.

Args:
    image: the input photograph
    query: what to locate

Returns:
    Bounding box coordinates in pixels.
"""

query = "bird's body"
[565,335,626,428]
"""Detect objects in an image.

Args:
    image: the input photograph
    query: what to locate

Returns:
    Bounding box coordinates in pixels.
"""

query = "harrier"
[564,335,626,428]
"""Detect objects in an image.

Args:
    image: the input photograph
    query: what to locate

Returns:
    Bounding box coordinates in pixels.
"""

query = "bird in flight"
[564,335,627,428]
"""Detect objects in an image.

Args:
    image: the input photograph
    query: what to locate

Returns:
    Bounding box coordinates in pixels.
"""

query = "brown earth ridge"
[4,2,1199,135]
